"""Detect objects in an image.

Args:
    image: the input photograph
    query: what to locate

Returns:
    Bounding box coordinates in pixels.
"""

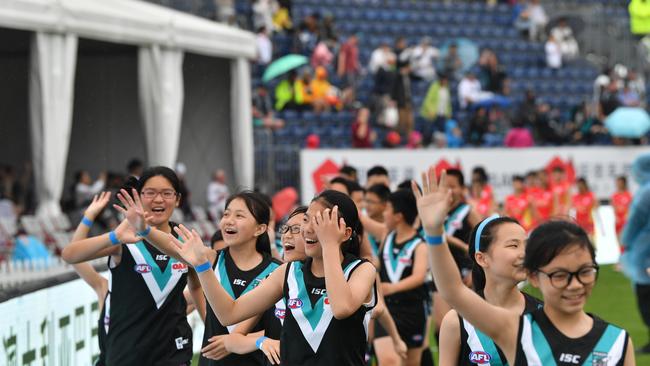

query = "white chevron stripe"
[126,244,183,309]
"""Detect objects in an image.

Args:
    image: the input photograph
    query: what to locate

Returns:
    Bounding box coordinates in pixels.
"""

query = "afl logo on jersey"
[287,298,303,309]
[324,297,330,305]
[274,308,286,319]
[469,351,491,364]
[399,257,412,264]
[134,264,152,273]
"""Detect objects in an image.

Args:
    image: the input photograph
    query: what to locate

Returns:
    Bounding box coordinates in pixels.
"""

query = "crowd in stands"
[244,0,649,149]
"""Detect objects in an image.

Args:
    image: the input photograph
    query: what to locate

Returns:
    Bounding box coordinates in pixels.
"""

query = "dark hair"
[348,181,365,194]
[288,206,308,220]
[127,159,143,174]
[525,170,537,179]
[367,165,389,178]
[74,170,86,183]
[312,190,362,257]
[469,217,520,292]
[512,175,525,183]
[211,230,224,244]
[446,169,465,187]
[472,167,488,184]
[225,191,272,255]
[552,166,565,173]
[340,165,358,179]
[617,175,628,186]
[524,220,595,272]
[577,177,588,190]
[330,177,352,195]
[396,179,413,191]
[137,166,181,193]
[367,183,391,202]
[388,189,418,225]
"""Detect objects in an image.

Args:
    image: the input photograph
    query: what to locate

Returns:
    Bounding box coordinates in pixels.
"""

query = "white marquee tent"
[0,0,256,216]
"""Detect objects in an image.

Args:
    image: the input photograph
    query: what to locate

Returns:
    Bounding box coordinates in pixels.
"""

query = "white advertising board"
[300,146,647,203]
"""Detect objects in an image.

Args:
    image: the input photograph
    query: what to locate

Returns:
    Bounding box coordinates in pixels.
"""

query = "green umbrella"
[262,54,308,83]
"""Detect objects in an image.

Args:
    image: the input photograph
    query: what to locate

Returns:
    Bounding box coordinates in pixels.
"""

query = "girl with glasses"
[62,167,195,366]
[171,190,378,366]
[413,168,635,366]
[439,215,543,366]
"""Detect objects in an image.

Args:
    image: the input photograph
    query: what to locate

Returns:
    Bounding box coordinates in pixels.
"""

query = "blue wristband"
[81,216,93,227]
[195,261,212,273]
[425,235,444,246]
[138,226,151,237]
[108,231,120,245]
[255,336,268,350]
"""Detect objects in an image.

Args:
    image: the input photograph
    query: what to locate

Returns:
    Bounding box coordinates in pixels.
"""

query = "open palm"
[169,224,210,267]
[412,167,452,234]
[114,188,147,232]
[84,191,112,219]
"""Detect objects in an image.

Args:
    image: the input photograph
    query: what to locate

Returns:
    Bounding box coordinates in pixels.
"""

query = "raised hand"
[313,206,348,251]
[412,167,452,235]
[114,188,147,232]
[169,224,210,267]
[84,191,112,220]
[113,219,142,244]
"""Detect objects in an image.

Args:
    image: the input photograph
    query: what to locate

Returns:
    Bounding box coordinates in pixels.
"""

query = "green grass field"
[193,264,650,365]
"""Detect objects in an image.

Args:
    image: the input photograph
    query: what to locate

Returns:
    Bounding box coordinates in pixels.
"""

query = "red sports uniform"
[572,192,596,234]
[611,191,632,234]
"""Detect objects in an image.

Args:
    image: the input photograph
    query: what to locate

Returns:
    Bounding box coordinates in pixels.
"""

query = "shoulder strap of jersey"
[581,321,628,366]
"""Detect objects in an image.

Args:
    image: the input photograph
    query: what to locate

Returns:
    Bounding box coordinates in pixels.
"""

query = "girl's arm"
[186,269,206,320]
[360,214,388,244]
[372,280,407,360]
[381,243,427,296]
[221,315,281,364]
[61,219,138,263]
[412,168,519,358]
[623,336,636,366]
[171,225,284,325]
[315,206,377,319]
[439,310,461,366]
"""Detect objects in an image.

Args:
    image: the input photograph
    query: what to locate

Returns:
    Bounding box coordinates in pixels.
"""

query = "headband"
[474,214,500,253]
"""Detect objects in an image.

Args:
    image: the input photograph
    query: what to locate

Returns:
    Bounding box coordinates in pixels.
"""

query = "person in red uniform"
[572,177,598,235]
[611,175,633,236]
[469,166,494,219]
[550,166,571,216]
[529,170,554,228]
[504,176,533,231]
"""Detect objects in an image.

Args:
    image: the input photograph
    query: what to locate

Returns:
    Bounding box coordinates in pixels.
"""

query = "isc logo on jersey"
[134,264,152,273]
[274,308,286,319]
[233,279,247,287]
[287,298,303,309]
[469,351,492,364]
[172,262,188,273]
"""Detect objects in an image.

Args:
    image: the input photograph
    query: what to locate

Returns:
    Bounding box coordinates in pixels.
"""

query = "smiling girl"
[413,167,635,366]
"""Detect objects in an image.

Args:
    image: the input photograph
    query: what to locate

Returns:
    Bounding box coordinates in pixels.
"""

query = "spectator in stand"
[458,71,492,109]
[296,14,319,55]
[504,175,533,231]
[593,66,613,103]
[599,79,621,119]
[627,69,646,107]
[252,0,276,34]
[383,130,402,148]
[272,3,293,32]
[545,34,562,69]
[274,71,301,111]
[351,107,377,148]
[468,166,494,219]
[572,177,598,236]
[406,131,424,149]
[569,102,609,145]
[445,119,465,148]
[478,49,508,94]
[319,13,338,42]
[207,169,229,221]
[526,0,548,41]
[504,119,534,147]
[611,175,632,237]
[393,36,412,69]
[618,81,642,107]
[532,102,565,145]
[310,66,339,113]
[550,18,579,60]
[369,42,396,75]
[392,64,414,135]
[253,84,285,130]
[74,170,106,208]
[420,75,452,147]
[366,165,391,188]
[215,0,235,23]
[442,42,463,81]
[409,36,439,82]
[311,40,334,69]
[338,34,360,106]
[256,26,273,67]
[296,70,314,108]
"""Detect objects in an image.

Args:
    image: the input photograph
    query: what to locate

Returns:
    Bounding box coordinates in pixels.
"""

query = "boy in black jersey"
[375,189,429,366]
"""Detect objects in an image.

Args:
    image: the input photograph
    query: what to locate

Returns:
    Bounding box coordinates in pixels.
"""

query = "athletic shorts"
[375,301,427,348]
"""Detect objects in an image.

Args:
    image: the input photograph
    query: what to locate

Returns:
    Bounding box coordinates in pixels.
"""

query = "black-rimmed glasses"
[536,265,599,289]
[279,224,301,235]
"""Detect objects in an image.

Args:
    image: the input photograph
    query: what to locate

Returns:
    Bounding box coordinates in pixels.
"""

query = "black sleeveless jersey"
[457,292,542,366]
[379,231,426,303]
[199,249,281,366]
[280,255,377,366]
[445,203,473,270]
[514,308,629,366]
[104,229,192,366]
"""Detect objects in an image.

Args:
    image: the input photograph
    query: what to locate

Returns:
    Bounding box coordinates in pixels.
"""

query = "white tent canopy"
[0,0,255,217]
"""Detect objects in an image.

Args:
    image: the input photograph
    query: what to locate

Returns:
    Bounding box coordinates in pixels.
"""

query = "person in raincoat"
[620,152,650,354]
